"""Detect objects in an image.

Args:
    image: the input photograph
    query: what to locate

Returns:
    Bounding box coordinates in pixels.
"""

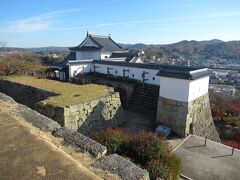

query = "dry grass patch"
[1,76,110,106]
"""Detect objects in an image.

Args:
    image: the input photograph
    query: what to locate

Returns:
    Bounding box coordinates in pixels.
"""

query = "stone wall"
[36,93,123,136]
[0,92,149,179]
[70,73,136,108]
[0,80,58,109]
[157,93,220,142]
[0,80,124,136]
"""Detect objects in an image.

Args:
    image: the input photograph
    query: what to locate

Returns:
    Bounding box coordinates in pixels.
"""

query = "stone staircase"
[128,83,159,115]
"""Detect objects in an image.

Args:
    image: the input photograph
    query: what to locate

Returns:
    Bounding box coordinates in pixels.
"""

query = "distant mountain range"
[119,39,225,50]
[2,39,240,62]
[120,39,240,63]
[2,46,69,53]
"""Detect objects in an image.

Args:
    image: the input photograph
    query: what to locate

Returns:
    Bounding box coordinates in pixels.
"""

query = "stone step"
[135,84,159,88]
[134,89,159,94]
[129,101,158,110]
[129,98,158,104]
[130,99,158,106]
[133,96,158,101]
[133,89,158,94]
[134,88,159,93]
[128,105,157,115]
[128,83,159,114]
[133,93,159,100]
[131,95,158,101]
[129,102,157,109]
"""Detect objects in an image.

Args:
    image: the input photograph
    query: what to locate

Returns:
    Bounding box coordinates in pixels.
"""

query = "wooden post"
[142,71,149,91]
[204,137,207,146]
[93,65,99,80]
[232,147,234,156]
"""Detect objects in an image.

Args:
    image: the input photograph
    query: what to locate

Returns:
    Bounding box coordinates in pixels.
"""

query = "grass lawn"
[1,76,110,107]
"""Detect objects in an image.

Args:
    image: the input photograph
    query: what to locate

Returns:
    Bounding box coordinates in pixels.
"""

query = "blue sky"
[0,0,240,47]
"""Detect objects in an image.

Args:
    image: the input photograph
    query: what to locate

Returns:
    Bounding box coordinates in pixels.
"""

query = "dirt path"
[0,100,102,180]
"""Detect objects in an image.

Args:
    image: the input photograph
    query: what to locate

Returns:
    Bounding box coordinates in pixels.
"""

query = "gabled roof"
[70,34,122,52]
[70,46,101,51]
[90,34,122,51]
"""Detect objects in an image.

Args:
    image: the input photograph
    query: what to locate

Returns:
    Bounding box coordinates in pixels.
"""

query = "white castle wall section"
[101,52,112,59]
[188,76,209,101]
[160,77,190,102]
[69,61,160,85]
[69,62,93,77]
[94,63,160,85]
[134,57,143,63]
[68,61,210,92]
[159,76,209,102]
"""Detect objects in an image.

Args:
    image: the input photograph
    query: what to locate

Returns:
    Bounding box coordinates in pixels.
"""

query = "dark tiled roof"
[69,34,122,52]
[70,46,101,51]
[110,52,138,62]
[59,52,76,68]
[66,52,76,60]
[93,60,161,69]
[90,35,122,52]
[156,68,212,80]
[93,60,211,80]
[69,60,93,65]
[93,60,197,71]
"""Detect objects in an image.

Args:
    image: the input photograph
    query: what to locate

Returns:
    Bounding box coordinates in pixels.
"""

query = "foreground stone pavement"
[0,100,102,180]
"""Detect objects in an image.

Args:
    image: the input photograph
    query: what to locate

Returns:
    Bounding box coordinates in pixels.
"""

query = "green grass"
[1,76,110,107]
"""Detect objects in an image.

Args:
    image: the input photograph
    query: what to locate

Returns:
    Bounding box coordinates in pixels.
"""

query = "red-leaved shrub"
[224,131,240,149]
[92,128,182,180]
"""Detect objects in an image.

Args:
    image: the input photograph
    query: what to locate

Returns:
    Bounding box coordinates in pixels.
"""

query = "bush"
[131,132,169,164]
[147,154,181,180]
[224,131,240,149]
[91,128,133,155]
[92,128,182,180]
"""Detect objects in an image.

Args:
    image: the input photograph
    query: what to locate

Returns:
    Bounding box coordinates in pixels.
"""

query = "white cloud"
[0,9,81,33]
[51,11,240,32]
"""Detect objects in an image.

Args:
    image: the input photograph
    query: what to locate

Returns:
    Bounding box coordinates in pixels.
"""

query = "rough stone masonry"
[0,80,124,136]
[157,93,220,142]
[36,92,123,136]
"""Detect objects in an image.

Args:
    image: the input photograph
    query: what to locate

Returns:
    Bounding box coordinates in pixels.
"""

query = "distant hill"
[29,46,69,53]
[120,39,225,50]
[3,39,240,63]
[121,39,240,63]
[2,46,69,53]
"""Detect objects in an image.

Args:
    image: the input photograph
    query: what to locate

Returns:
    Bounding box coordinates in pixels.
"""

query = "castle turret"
[156,67,220,142]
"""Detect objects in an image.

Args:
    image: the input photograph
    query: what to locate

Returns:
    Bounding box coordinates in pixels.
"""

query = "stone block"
[63,107,71,116]
[90,154,150,180]
[16,104,61,132]
[53,127,107,159]
[0,92,15,103]
[90,99,99,108]
[69,104,80,113]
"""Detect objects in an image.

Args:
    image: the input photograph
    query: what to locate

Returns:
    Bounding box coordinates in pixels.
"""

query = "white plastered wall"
[159,76,209,102]
[69,63,93,77]
[94,64,160,85]
[101,52,112,59]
